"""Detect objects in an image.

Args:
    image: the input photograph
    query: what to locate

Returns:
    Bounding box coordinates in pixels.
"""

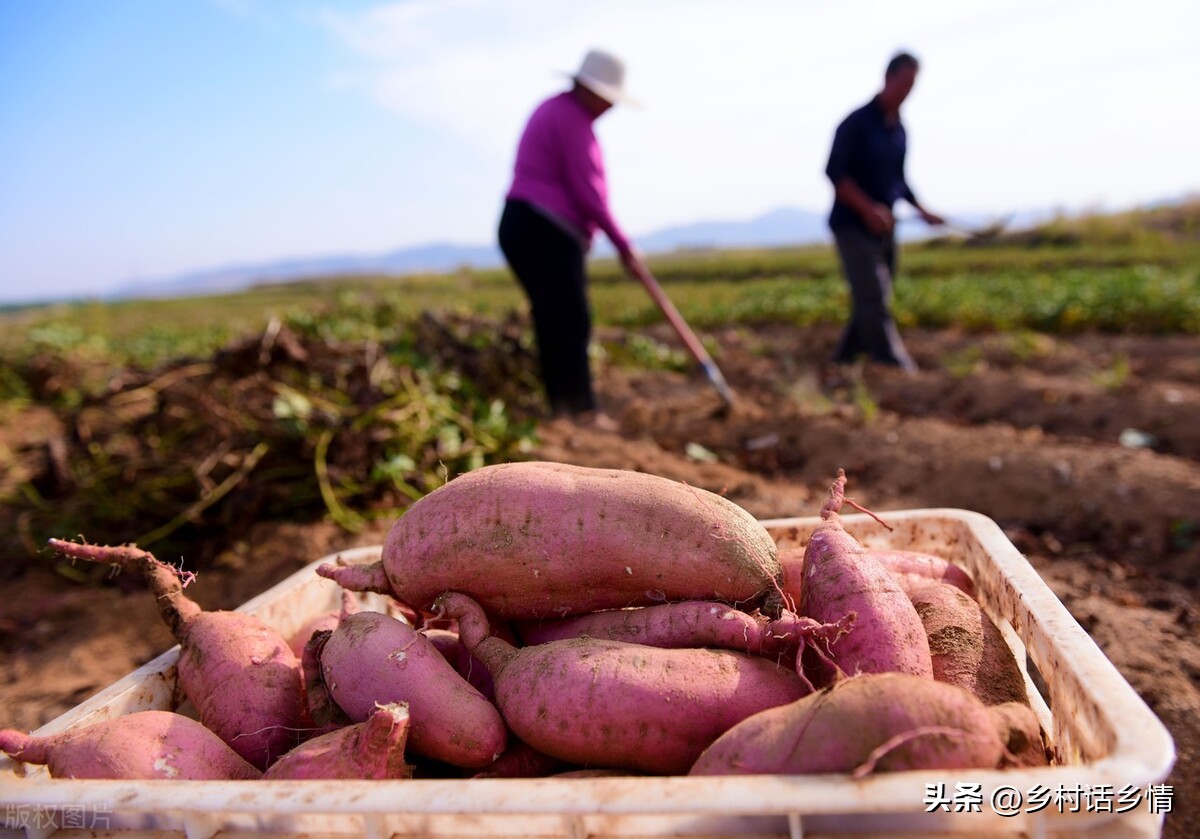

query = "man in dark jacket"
[825,51,944,372]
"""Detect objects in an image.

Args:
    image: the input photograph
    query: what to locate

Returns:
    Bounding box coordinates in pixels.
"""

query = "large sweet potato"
[46,539,305,770]
[318,461,781,619]
[0,711,260,780]
[690,672,1005,776]
[798,472,933,682]
[437,591,807,775]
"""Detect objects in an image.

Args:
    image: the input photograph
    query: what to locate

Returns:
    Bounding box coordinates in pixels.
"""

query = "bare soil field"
[1,321,1197,836]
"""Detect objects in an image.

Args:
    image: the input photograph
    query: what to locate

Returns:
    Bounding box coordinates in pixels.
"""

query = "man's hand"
[835,178,895,237]
[864,203,895,236]
[918,208,946,227]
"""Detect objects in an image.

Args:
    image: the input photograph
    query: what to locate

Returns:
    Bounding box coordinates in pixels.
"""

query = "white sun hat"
[569,49,640,107]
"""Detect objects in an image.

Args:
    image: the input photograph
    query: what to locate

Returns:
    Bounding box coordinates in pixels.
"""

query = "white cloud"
[316,0,1199,232]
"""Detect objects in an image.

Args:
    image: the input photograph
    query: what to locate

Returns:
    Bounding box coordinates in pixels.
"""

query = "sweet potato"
[690,672,1005,776]
[772,546,974,605]
[46,539,305,770]
[423,627,461,659]
[317,461,781,619]
[422,621,519,703]
[0,711,260,780]
[909,582,1029,707]
[513,602,857,683]
[775,546,806,612]
[288,590,359,659]
[316,610,506,768]
[437,591,808,775]
[300,630,352,732]
[513,601,779,655]
[471,739,568,779]
[873,549,976,598]
[988,701,1049,767]
[798,472,933,682]
[261,702,413,780]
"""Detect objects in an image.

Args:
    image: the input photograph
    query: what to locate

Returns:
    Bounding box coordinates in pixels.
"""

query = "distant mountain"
[113,207,836,301]
[116,243,506,301]
[631,207,830,253]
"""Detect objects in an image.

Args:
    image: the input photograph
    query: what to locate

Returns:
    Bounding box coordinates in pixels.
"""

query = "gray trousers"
[831,226,917,371]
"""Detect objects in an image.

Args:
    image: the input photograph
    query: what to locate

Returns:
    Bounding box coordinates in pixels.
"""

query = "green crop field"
[2,203,1198,381]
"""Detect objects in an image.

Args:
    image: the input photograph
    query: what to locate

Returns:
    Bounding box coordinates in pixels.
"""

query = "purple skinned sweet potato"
[261,702,413,780]
[513,601,779,655]
[798,472,933,683]
[317,610,506,768]
[873,549,976,599]
[690,672,1004,776]
[988,701,1049,767]
[470,738,568,779]
[774,545,975,604]
[421,622,512,703]
[46,539,306,770]
[0,711,260,780]
[437,591,808,775]
[288,590,360,659]
[316,461,782,620]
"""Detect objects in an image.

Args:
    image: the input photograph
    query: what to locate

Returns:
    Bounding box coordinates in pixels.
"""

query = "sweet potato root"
[690,672,1005,776]
[0,711,260,780]
[317,461,781,619]
[438,591,808,775]
[46,539,306,770]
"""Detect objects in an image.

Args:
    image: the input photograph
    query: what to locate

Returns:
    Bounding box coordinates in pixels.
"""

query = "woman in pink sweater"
[499,49,650,422]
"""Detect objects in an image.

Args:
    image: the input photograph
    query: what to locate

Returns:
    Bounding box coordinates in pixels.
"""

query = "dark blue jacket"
[825,96,916,233]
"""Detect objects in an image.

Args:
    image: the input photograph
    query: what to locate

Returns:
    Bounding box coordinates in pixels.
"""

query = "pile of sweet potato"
[2,462,1047,781]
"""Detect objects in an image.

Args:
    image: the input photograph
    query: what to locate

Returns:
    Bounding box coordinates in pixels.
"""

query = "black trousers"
[498,199,597,414]
[831,226,917,371]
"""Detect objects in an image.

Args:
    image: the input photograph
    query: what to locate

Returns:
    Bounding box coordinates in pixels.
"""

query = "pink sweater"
[506,91,634,257]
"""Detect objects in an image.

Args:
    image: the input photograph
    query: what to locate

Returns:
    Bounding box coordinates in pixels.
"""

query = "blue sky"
[2,0,1198,304]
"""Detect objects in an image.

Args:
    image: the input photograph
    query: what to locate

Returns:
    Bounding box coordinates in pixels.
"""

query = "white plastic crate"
[0,510,1176,839]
